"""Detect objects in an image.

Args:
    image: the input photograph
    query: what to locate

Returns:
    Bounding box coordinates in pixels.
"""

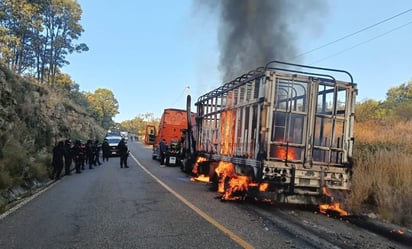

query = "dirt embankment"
[0,65,104,210]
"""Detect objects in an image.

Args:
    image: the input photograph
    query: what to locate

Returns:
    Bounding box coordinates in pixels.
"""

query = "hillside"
[0,65,105,210]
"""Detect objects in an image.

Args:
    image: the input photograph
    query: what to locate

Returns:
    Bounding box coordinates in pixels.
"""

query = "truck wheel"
[210,173,219,192]
[180,160,186,172]
[180,159,189,173]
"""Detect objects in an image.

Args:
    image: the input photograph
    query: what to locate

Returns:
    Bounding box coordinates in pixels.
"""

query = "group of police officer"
[51,138,115,180]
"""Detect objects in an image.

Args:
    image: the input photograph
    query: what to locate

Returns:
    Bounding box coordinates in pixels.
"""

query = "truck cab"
[150,108,190,166]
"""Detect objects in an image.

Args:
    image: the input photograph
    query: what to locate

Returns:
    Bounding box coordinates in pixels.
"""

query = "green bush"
[0,165,12,190]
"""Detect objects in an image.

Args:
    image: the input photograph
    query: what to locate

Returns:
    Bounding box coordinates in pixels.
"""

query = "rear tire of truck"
[181,159,192,174]
[210,173,218,192]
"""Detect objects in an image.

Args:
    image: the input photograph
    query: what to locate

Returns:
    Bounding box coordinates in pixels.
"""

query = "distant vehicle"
[120,131,128,140]
[106,131,121,137]
[144,125,156,145]
[105,136,123,157]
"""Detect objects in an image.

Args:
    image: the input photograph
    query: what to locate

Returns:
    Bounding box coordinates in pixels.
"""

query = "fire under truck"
[182,60,357,208]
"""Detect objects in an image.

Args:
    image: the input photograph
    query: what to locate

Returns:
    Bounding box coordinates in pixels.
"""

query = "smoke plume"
[196,0,328,82]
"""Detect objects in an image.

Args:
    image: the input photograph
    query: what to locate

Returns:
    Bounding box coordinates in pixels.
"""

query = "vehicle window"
[108,138,121,144]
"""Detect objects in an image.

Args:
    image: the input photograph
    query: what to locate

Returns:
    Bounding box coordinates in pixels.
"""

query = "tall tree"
[85,88,119,130]
[384,80,412,121]
[121,113,160,136]
[54,71,73,92]
[385,81,412,106]
[41,0,88,85]
[0,0,88,83]
[355,99,386,122]
[0,0,42,74]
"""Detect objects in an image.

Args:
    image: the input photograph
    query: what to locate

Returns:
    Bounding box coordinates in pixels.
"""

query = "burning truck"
[181,60,357,210]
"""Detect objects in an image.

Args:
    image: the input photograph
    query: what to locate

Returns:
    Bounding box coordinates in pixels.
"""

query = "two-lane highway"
[0,141,246,249]
[0,141,409,249]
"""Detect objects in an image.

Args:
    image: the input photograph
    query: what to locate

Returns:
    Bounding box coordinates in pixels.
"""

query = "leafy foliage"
[85,88,119,130]
[120,113,159,136]
[356,79,412,122]
[0,65,105,191]
[0,0,88,84]
[351,79,412,229]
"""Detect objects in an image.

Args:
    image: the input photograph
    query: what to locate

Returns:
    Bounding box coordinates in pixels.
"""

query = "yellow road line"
[129,153,255,249]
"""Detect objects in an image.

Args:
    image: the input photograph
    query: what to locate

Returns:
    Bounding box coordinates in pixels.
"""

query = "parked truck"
[150,108,195,166]
[182,60,357,211]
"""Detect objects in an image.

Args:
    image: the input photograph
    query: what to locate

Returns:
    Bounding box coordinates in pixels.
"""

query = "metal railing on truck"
[193,60,357,204]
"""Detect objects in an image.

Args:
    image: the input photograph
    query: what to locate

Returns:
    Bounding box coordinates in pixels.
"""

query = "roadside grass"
[348,120,412,229]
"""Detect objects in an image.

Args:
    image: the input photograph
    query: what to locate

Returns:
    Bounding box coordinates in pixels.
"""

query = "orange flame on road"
[319,187,348,216]
[190,174,209,183]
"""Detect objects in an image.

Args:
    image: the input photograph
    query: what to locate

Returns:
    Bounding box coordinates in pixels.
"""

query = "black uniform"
[159,139,167,165]
[118,139,129,168]
[86,140,95,169]
[80,143,86,170]
[51,141,65,180]
[72,140,83,173]
[102,139,110,162]
[94,140,101,165]
[64,139,73,175]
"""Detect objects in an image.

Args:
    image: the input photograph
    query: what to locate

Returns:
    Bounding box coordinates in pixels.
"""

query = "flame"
[191,156,208,175]
[275,141,296,160]
[319,187,348,216]
[190,174,210,183]
[215,161,236,193]
[219,91,236,155]
[221,175,251,200]
[190,157,209,182]
[276,147,296,160]
[189,159,350,218]
[220,110,236,155]
[213,161,253,200]
[258,182,269,192]
[390,229,404,235]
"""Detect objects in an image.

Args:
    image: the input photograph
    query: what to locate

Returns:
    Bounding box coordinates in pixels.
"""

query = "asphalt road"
[0,141,409,249]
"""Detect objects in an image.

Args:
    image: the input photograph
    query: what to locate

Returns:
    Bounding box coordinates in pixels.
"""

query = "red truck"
[149,108,195,166]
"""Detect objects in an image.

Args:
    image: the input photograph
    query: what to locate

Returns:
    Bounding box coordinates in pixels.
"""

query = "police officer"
[118,138,129,168]
[102,138,110,162]
[80,142,86,170]
[51,141,65,180]
[86,139,95,169]
[64,139,73,175]
[159,139,167,165]
[94,140,102,166]
[72,140,83,174]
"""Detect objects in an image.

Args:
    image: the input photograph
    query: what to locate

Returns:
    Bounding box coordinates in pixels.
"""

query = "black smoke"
[196,0,328,82]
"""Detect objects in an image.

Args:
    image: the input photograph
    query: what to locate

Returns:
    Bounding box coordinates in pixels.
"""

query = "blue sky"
[64,1,412,122]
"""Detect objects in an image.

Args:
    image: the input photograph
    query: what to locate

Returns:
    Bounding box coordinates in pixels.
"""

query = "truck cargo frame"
[193,61,357,204]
